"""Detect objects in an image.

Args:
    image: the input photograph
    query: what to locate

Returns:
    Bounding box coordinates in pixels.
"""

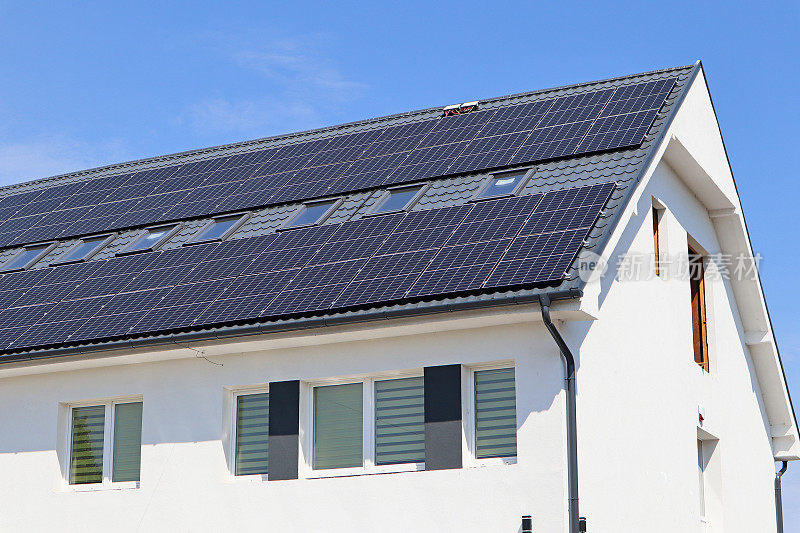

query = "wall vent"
[442,101,479,116]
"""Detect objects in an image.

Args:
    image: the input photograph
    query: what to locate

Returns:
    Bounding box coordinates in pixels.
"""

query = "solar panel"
[0,79,669,248]
[483,229,587,287]
[99,288,171,316]
[0,179,616,351]
[576,78,676,154]
[407,239,511,297]
[69,311,147,342]
[195,293,277,324]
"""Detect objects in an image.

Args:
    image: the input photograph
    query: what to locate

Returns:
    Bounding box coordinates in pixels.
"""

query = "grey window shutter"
[474,368,517,458]
[375,377,424,465]
[235,393,269,476]
[268,380,299,481]
[424,364,462,470]
[112,402,143,482]
[313,383,363,470]
[69,405,105,484]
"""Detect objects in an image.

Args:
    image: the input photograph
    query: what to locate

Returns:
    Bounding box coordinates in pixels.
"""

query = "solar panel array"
[0,182,614,352]
[0,79,673,249]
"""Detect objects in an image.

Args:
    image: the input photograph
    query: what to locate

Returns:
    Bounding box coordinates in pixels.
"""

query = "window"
[314,383,363,470]
[689,245,709,371]
[309,374,424,474]
[652,204,664,277]
[284,199,339,229]
[475,171,528,200]
[120,225,178,254]
[68,400,142,486]
[697,439,707,518]
[473,367,517,459]
[191,214,247,244]
[374,376,425,465]
[53,235,113,265]
[0,243,54,272]
[369,185,425,215]
[234,391,269,476]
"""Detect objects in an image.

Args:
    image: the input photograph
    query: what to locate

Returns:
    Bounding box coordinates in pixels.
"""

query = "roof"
[0,63,698,361]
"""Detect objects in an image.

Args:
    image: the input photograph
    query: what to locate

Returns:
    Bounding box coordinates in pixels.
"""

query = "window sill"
[467,456,517,468]
[305,462,424,479]
[227,473,268,483]
[63,480,140,492]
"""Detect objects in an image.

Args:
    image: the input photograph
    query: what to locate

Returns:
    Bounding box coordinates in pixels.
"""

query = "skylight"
[284,200,339,229]
[476,171,528,200]
[0,243,53,272]
[54,235,112,265]
[121,225,178,254]
[370,185,425,215]
[191,215,246,244]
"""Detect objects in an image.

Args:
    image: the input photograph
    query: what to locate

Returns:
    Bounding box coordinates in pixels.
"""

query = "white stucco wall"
[571,158,777,532]
[0,320,572,532]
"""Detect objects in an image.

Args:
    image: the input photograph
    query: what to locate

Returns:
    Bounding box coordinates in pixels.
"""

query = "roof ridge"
[0,63,697,196]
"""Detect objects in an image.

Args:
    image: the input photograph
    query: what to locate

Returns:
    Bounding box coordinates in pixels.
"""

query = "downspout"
[539,294,582,533]
[776,461,788,533]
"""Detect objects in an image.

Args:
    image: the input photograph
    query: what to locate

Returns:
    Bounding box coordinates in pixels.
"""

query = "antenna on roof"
[442,101,479,117]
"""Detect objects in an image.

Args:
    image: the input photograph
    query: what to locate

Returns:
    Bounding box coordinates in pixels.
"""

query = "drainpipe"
[776,461,788,533]
[539,294,582,533]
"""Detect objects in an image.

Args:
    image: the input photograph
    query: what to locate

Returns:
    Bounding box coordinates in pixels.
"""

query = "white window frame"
[301,369,425,479]
[61,395,143,492]
[226,384,270,482]
[463,360,518,468]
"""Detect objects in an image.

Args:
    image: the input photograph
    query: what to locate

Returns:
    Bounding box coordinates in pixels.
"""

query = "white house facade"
[0,62,795,532]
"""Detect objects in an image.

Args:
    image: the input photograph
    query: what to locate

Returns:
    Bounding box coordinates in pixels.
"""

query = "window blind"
[313,383,362,469]
[112,402,143,482]
[375,377,424,465]
[474,368,517,459]
[69,405,105,484]
[235,393,269,475]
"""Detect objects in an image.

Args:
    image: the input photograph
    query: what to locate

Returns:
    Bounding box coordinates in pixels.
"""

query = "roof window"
[0,243,55,272]
[120,225,179,255]
[284,199,340,229]
[369,185,426,216]
[475,171,529,200]
[190,214,248,245]
[53,235,114,265]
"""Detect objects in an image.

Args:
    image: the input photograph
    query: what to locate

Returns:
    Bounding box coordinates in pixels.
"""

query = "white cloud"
[178,33,366,136]
[0,136,128,186]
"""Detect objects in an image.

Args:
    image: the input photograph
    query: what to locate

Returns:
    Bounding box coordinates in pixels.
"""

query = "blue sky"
[1,0,799,524]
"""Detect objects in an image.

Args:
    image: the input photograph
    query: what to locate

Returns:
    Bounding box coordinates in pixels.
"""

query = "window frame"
[471,169,532,202]
[463,360,518,467]
[51,234,116,266]
[0,241,57,272]
[652,201,665,278]
[62,395,143,491]
[365,184,428,217]
[118,224,181,255]
[688,243,709,372]
[227,384,270,482]
[301,369,425,479]
[187,213,250,246]
[281,198,343,230]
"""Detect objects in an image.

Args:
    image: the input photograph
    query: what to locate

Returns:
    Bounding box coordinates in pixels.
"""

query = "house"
[0,61,795,532]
